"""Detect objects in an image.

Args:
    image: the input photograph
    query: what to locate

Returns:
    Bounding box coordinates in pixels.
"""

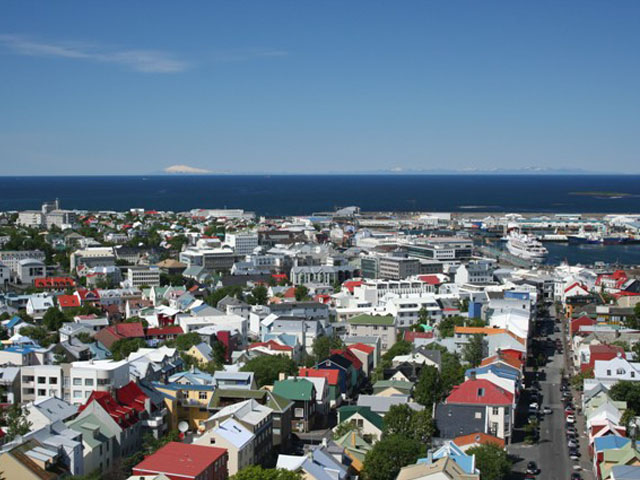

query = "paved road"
[509,311,573,480]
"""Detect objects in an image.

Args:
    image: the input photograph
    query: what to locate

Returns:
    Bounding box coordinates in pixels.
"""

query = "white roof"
[213,417,253,448]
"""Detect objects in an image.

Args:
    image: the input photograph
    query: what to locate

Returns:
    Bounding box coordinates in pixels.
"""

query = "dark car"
[571,473,582,480]
[527,462,540,475]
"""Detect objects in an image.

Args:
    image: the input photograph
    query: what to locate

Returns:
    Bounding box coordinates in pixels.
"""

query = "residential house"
[132,442,228,480]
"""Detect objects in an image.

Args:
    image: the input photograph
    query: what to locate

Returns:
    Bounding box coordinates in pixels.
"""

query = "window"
[474,412,482,419]
[73,390,82,398]
[492,407,500,415]
[97,379,110,386]
[38,377,46,384]
[199,391,208,400]
[23,376,34,383]
[73,378,82,386]
[49,377,58,385]
[85,378,94,386]
[607,370,612,376]
[38,389,46,396]
[294,408,304,418]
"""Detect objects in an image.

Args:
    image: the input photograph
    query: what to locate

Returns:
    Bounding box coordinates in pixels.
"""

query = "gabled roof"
[273,378,315,401]
[454,432,505,448]
[338,405,384,430]
[57,294,81,308]
[299,367,340,386]
[347,342,375,355]
[116,381,148,413]
[446,379,513,406]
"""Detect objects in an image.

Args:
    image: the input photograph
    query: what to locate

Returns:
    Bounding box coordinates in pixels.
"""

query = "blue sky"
[1,1,639,175]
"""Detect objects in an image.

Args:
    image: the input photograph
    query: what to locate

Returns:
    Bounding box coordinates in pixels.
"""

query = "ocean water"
[544,243,640,266]
[1,175,640,215]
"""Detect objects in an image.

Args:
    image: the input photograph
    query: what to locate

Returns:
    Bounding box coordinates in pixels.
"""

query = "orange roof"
[480,354,523,370]
[454,326,506,336]
[347,343,375,355]
[298,367,340,385]
[454,432,505,448]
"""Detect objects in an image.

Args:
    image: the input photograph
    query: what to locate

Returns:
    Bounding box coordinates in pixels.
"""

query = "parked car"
[527,462,540,475]
[571,473,582,480]
[566,415,576,424]
[568,439,578,448]
[543,406,553,414]
[529,402,539,412]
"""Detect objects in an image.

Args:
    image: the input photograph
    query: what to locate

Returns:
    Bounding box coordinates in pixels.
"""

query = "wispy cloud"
[209,47,289,62]
[0,34,190,73]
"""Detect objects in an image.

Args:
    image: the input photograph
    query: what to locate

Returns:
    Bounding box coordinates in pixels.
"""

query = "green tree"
[1,404,32,441]
[437,315,466,338]
[231,465,302,480]
[429,344,465,395]
[250,284,269,305]
[382,404,435,445]
[570,367,594,392]
[467,443,511,480]
[241,354,297,387]
[294,285,309,301]
[610,381,640,412]
[418,307,430,326]
[414,365,443,408]
[213,341,227,364]
[333,420,363,438]
[75,332,94,344]
[463,334,486,367]
[43,307,67,331]
[381,340,412,368]
[362,435,424,480]
[312,335,344,362]
[110,337,147,361]
[174,332,202,351]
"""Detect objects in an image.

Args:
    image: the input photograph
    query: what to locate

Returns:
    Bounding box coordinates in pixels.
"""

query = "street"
[508,305,593,480]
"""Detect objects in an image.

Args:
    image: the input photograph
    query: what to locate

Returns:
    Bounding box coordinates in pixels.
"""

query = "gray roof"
[356,395,424,414]
[217,295,249,308]
[32,397,78,423]
[611,466,640,480]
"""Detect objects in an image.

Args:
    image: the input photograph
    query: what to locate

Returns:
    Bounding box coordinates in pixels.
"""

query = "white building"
[225,232,259,256]
[0,250,46,279]
[126,266,161,288]
[26,293,55,319]
[69,360,130,405]
[21,364,64,403]
[352,278,435,305]
[70,247,116,271]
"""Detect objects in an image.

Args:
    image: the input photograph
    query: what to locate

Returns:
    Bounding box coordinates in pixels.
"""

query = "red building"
[35,276,76,290]
[132,442,228,480]
[570,315,597,336]
[581,344,625,373]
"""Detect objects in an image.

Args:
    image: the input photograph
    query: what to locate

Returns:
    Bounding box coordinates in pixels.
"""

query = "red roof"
[403,331,434,342]
[57,294,81,308]
[331,349,363,371]
[35,277,76,289]
[248,340,293,352]
[343,280,363,293]
[446,379,514,405]
[570,315,597,336]
[77,288,101,301]
[565,282,589,294]
[347,342,375,355]
[272,274,287,280]
[116,381,148,414]
[145,326,184,336]
[418,275,442,285]
[133,442,227,478]
[298,367,340,385]
[79,391,139,428]
[480,353,523,371]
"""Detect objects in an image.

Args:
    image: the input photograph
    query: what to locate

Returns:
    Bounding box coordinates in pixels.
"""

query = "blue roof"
[465,364,519,381]
[420,442,476,475]
[611,466,640,480]
[6,316,23,329]
[594,436,630,452]
[4,345,41,354]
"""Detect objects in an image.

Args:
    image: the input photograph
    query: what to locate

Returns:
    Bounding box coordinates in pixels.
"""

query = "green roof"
[334,431,373,462]
[208,388,266,408]
[372,380,414,393]
[67,413,114,448]
[338,405,384,430]
[273,378,315,401]
[348,314,395,326]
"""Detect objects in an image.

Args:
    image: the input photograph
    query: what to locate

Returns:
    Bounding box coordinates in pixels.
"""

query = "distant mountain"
[163,164,212,174]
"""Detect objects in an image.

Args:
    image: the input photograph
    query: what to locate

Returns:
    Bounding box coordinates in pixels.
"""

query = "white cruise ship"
[506,231,548,261]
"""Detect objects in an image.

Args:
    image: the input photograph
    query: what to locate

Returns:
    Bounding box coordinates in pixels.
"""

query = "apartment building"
[21,365,64,403]
[0,250,46,278]
[403,237,473,262]
[68,360,130,405]
[70,247,116,271]
[378,253,421,280]
[347,314,397,352]
[225,232,259,256]
[126,266,161,287]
